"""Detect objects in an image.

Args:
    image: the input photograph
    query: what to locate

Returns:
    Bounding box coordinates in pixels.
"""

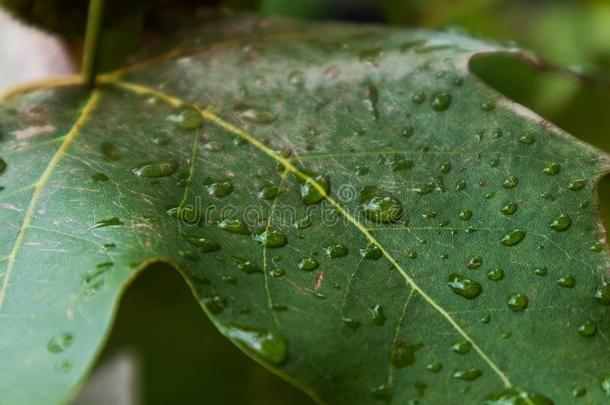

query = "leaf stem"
[82,0,107,87]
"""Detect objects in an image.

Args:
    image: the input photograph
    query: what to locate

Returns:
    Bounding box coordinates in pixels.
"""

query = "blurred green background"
[2,0,609,404]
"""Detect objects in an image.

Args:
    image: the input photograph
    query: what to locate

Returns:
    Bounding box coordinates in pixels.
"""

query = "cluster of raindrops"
[35,31,609,404]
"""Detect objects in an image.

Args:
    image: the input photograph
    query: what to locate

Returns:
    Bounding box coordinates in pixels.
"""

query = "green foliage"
[1,11,610,405]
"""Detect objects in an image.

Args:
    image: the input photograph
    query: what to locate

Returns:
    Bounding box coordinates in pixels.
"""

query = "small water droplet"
[451,340,472,355]
[203,295,226,314]
[578,320,597,337]
[253,228,287,248]
[556,275,575,288]
[182,232,220,252]
[459,209,472,220]
[167,105,203,129]
[258,184,280,200]
[507,293,529,311]
[431,92,452,111]
[411,90,426,104]
[568,179,587,191]
[225,325,287,364]
[447,274,482,299]
[487,268,504,281]
[519,134,535,145]
[550,214,571,232]
[594,282,610,305]
[401,126,414,138]
[572,387,587,398]
[451,367,482,381]
[502,176,519,189]
[133,160,178,178]
[440,162,452,173]
[235,104,277,124]
[293,215,311,230]
[91,172,109,182]
[324,243,348,258]
[501,229,526,246]
[90,217,123,229]
[217,218,251,235]
[543,162,561,176]
[359,243,382,260]
[48,332,74,353]
[466,256,482,269]
[369,304,386,326]
[204,177,234,198]
[426,362,442,373]
[501,202,517,215]
[232,257,262,273]
[356,165,370,175]
[391,340,423,368]
[100,141,120,161]
[481,100,495,111]
[298,257,319,271]
[534,266,548,276]
[485,388,552,404]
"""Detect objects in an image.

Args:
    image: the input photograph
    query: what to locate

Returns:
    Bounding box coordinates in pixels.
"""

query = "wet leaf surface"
[1,13,610,404]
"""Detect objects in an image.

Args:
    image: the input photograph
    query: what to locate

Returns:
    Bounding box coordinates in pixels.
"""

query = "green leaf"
[1,14,610,404]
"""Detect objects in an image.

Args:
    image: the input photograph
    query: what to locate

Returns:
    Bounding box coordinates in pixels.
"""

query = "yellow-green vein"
[0,90,102,313]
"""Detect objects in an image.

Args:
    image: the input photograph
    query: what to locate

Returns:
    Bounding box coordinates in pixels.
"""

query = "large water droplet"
[447,274,482,299]
[501,229,526,246]
[358,186,403,223]
[300,174,330,205]
[225,325,287,364]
